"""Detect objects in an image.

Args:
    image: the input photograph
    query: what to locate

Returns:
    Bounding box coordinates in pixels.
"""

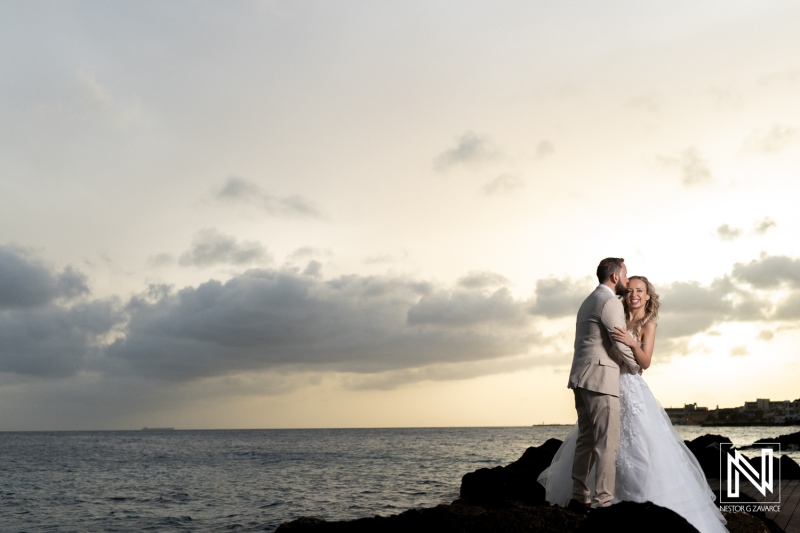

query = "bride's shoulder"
[643,321,657,334]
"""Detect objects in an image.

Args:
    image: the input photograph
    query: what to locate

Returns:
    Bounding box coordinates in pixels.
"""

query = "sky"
[1,0,799,430]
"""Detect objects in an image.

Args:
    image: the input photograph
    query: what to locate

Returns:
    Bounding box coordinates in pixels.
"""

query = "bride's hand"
[611,326,635,347]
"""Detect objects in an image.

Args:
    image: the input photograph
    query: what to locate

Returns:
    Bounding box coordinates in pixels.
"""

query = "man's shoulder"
[584,286,613,304]
[577,287,610,316]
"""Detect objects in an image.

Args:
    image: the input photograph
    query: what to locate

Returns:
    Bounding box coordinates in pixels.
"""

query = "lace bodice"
[627,329,643,347]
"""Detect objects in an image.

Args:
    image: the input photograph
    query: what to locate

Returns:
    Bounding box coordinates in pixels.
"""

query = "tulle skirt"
[537,373,728,533]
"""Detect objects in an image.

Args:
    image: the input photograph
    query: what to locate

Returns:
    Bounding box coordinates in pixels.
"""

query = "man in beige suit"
[567,257,640,512]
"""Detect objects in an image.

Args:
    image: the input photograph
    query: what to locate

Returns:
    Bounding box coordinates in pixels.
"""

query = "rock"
[753,430,800,448]
[745,453,800,480]
[686,434,734,451]
[275,436,783,533]
[684,434,735,479]
[459,438,562,507]
[721,512,772,533]
[576,501,699,533]
[274,501,585,533]
[781,454,800,479]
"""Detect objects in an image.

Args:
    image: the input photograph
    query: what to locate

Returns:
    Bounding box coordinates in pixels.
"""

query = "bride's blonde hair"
[623,275,660,339]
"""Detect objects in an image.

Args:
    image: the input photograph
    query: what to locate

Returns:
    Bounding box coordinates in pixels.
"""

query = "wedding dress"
[537,333,728,533]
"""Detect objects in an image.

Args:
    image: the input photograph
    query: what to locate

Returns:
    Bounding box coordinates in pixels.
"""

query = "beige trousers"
[571,387,620,507]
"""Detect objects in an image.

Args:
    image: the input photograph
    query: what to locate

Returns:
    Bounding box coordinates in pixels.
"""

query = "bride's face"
[626,279,650,310]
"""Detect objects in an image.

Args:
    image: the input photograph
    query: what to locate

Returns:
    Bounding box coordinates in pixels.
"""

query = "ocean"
[1,425,797,532]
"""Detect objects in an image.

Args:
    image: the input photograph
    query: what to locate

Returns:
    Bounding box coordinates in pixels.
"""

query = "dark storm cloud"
[215,177,322,218]
[0,245,89,308]
[108,269,542,381]
[656,147,713,187]
[0,299,123,378]
[407,287,526,327]
[526,272,770,343]
[731,255,800,288]
[656,276,769,338]
[178,229,270,267]
[433,131,498,171]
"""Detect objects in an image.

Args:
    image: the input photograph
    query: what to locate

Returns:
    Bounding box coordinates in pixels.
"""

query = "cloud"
[482,174,523,195]
[655,276,771,338]
[741,124,797,155]
[0,299,123,378]
[433,131,499,171]
[457,271,510,290]
[147,253,173,267]
[363,250,409,265]
[774,291,800,320]
[342,353,560,391]
[0,246,90,309]
[67,69,142,124]
[302,260,322,277]
[528,276,593,318]
[0,246,122,379]
[178,229,271,268]
[215,177,322,218]
[758,68,800,86]
[626,93,663,113]
[756,330,774,341]
[716,224,742,241]
[536,140,555,158]
[754,217,776,235]
[107,269,543,382]
[710,87,743,110]
[407,287,527,327]
[730,345,749,356]
[656,147,713,187]
[731,255,800,289]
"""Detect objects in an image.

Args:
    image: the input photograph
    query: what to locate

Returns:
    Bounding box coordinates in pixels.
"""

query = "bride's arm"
[611,321,655,370]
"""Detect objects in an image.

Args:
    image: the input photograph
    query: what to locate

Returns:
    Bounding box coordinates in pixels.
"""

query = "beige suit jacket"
[567,286,640,397]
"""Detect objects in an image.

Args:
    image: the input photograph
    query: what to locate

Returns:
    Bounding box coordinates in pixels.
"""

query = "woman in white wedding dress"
[537,276,728,533]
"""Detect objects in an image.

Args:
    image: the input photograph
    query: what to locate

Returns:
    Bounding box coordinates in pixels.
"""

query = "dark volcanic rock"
[275,435,783,533]
[745,451,800,480]
[781,454,800,479]
[753,430,800,448]
[721,512,772,533]
[459,438,562,506]
[275,501,707,533]
[684,434,735,479]
[274,501,584,533]
[576,501,699,533]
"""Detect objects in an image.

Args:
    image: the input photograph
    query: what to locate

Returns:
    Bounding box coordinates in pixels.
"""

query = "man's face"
[614,263,629,297]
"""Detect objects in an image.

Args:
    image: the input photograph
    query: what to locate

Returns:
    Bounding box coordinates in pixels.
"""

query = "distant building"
[665,403,709,425]
[692,398,800,426]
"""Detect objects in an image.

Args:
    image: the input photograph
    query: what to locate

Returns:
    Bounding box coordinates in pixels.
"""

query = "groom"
[567,257,640,512]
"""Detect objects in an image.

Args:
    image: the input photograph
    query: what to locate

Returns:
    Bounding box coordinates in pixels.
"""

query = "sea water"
[1,426,797,532]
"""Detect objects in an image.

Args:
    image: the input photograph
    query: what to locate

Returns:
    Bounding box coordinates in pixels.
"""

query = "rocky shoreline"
[275,431,800,533]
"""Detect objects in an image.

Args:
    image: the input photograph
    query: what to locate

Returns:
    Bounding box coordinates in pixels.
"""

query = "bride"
[537,276,728,533]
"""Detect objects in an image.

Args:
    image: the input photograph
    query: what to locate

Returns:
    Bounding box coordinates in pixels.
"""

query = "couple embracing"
[537,258,728,533]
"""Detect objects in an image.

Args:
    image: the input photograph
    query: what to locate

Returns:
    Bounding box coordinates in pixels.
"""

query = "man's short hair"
[597,257,625,283]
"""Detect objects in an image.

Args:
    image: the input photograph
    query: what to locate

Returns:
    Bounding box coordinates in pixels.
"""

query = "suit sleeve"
[600,297,640,374]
